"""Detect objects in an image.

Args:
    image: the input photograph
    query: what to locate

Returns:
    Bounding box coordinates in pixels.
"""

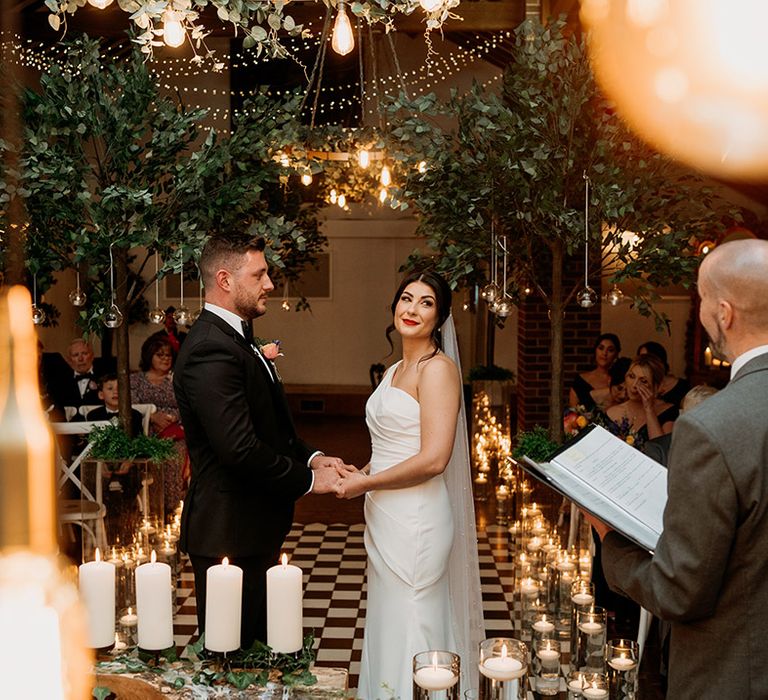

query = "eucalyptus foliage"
[383,18,742,436]
[1,36,325,431]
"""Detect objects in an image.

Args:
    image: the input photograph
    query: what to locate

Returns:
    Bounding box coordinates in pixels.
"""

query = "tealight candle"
[583,687,608,699]
[119,607,138,627]
[537,647,560,662]
[480,654,525,681]
[532,619,555,634]
[608,656,637,670]
[579,621,605,635]
[413,666,458,691]
[572,592,594,605]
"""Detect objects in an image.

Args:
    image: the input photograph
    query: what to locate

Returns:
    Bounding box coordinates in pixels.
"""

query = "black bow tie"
[75,373,93,381]
[241,321,254,346]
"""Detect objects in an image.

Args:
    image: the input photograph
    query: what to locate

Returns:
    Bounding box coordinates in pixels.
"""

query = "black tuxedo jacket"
[83,406,144,436]
[173,309,315,558]
[47,356,116,410]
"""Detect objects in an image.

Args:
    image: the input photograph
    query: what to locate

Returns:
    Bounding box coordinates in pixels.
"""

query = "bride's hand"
[337,470,369,499]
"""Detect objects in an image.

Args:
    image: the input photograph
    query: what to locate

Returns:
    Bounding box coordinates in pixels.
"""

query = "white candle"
[79,548,116,648]
[526,536,542,552]
[266,553,303,653]
[532,620,555,634]
[578,621,604,635]
[135,550,174,650]
[205,557,243,653]
[413,666,458,691]
[537,648,560,662]
[119,607,138,627]
[608,656,637,670]
[479,655,525,681]
[583,687,608,699]
[572,592,594,606]
[520,578,539,596]
[557,560,576,572]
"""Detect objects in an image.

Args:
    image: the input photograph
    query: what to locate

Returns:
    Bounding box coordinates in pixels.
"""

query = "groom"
[174,233,345,649]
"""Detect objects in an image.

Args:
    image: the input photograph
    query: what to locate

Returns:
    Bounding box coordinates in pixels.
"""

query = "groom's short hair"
[200,234,266,288]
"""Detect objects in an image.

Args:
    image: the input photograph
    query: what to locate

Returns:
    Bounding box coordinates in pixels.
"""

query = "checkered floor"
[174,522,525,692]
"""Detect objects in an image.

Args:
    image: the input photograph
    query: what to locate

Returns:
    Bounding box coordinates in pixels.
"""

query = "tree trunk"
[548,240,565,443]
[485,310,496,367]
[114,247,134,438]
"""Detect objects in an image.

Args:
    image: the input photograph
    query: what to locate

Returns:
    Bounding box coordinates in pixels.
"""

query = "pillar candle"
[266,553,303,653]
[79,548,116,648]
[205,557,243,653]
[135,550,173,650]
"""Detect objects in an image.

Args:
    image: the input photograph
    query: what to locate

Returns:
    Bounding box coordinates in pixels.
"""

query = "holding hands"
[310,454,359,495]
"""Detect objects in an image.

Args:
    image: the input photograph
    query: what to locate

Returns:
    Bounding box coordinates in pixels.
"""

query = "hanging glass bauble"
[494,298,514,318]
[149,307,166,324]
[31,304,46,325]
[103,304,124,329]
[281,300,291,312]
[605,285,625,307]
[68,289,87,307]
[481,283,500,303]
[577,287,598,308]
[188,308,201,325]
[173,306,190,327]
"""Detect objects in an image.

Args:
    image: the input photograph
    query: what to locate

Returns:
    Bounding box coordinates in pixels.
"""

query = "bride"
[338,270,483,700]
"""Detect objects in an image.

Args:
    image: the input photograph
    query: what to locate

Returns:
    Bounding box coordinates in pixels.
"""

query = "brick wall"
[516,262,602,432]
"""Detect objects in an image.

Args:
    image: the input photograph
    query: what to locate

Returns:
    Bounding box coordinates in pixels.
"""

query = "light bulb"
[329,189,337,204]
[68,288,87,307]
[419,0,443,11]
[380,164,391,186]
[301,173,312,186]
[87,0,114,7]
[338,193,347,208]
[605,285,625,306]
[379,188,388,203]
[577,286,598,308]
[358,149,370,169]
[103,304,124,329]
[31,305,46,326]
[331,4,355,56]
[417,160,427,173]
[149,307,166,324]
[162,9,185,48]
[173,306,190,327]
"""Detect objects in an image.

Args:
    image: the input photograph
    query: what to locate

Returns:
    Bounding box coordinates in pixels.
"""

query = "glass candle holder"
[413,650,461,700]
[533,637,561,696]
[531,612,557,646]
[567,671,609,699]
[569,579,596,643]
[478,638,528,700]
[606,639,638,700]
[574,606,607,672]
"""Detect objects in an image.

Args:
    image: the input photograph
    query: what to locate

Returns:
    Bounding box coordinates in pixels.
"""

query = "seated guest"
[130,334,186,510]
[637,341,689,409]
[48,338,115,412]
[84,373,144,436]
[605,354,677,443]
[569,333,621,410]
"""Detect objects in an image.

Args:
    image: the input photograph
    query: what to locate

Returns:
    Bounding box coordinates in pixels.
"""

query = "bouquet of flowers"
[604,415,645,450]
[563,405,594,437]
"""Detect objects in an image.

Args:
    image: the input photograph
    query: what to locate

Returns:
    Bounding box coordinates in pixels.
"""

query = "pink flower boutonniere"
[260,340,284,361]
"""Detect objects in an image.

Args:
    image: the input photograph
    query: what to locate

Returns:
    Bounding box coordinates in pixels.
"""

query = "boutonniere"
[88,380,98,392]
[259,340,283,361]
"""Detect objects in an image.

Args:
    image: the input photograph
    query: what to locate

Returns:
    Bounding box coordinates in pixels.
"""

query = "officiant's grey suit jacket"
[602,352,768,699]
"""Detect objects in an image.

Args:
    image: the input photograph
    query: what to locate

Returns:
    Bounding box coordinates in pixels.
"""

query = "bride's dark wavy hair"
[385,270,453,359]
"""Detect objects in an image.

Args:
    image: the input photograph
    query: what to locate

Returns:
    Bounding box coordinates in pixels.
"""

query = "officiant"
[588,239,768,699]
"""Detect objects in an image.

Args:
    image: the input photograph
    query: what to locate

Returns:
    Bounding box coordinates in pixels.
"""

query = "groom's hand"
[310,466,342,495]
[310,454,354,471]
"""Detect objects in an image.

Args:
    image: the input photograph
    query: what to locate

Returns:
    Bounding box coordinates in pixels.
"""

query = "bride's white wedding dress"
[357,362,457,700]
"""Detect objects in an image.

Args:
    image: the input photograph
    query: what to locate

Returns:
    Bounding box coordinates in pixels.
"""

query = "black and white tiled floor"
[173,522,519,691]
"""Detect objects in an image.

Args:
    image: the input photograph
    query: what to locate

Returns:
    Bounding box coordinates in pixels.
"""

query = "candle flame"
[281,553,288,566]
[95,548,101,563]
[431,651,438,669]
[150,550,157,564]
[128,606,133,615]
[112,546,117,559]
[501,643,508,659]
[223,556,229,566]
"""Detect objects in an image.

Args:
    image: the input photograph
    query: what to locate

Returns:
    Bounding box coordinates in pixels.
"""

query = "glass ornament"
[173,306,190,327]
[31,305,46,325]
[68,288,87,307]
[577,287,598,308]
[149,307,166,325]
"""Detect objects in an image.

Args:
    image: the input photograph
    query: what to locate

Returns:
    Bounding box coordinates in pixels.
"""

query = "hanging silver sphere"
[68,288,87,307]
[103,304,124,329]
[494,298,514,318]
[577,286,598,308]
[149,306,166,324]
[173,305,191,327]
[188,308,201,325]
[605,285,625,307]
[31,304,46,325]
[481,283,500,303]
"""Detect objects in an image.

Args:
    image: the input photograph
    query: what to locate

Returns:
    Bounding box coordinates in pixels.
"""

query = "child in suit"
[86,373,144,435]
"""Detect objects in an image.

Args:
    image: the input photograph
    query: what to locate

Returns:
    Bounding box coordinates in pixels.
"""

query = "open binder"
[520,424,667,553]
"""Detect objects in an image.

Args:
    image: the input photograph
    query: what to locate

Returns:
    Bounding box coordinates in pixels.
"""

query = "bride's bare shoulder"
[419,352,459,381]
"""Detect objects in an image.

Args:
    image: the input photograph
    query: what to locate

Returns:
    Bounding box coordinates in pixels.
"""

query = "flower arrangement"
[563,405,592,438]
[605,416,645,450]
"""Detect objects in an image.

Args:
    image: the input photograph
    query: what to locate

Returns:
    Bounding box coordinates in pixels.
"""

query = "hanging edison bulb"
[331,1,355,56]
[358,149,370,169]
[162,8,186,48]
[87,0,114,7]
[301,172,313,186]
[337,193,347,208]
[329,189,338,205]
[0,286,92,700]
[419,0,443,11]
[380,164,391,186]
[379,188,388,203]
[605,284,625,306]
[103,304,124,329]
